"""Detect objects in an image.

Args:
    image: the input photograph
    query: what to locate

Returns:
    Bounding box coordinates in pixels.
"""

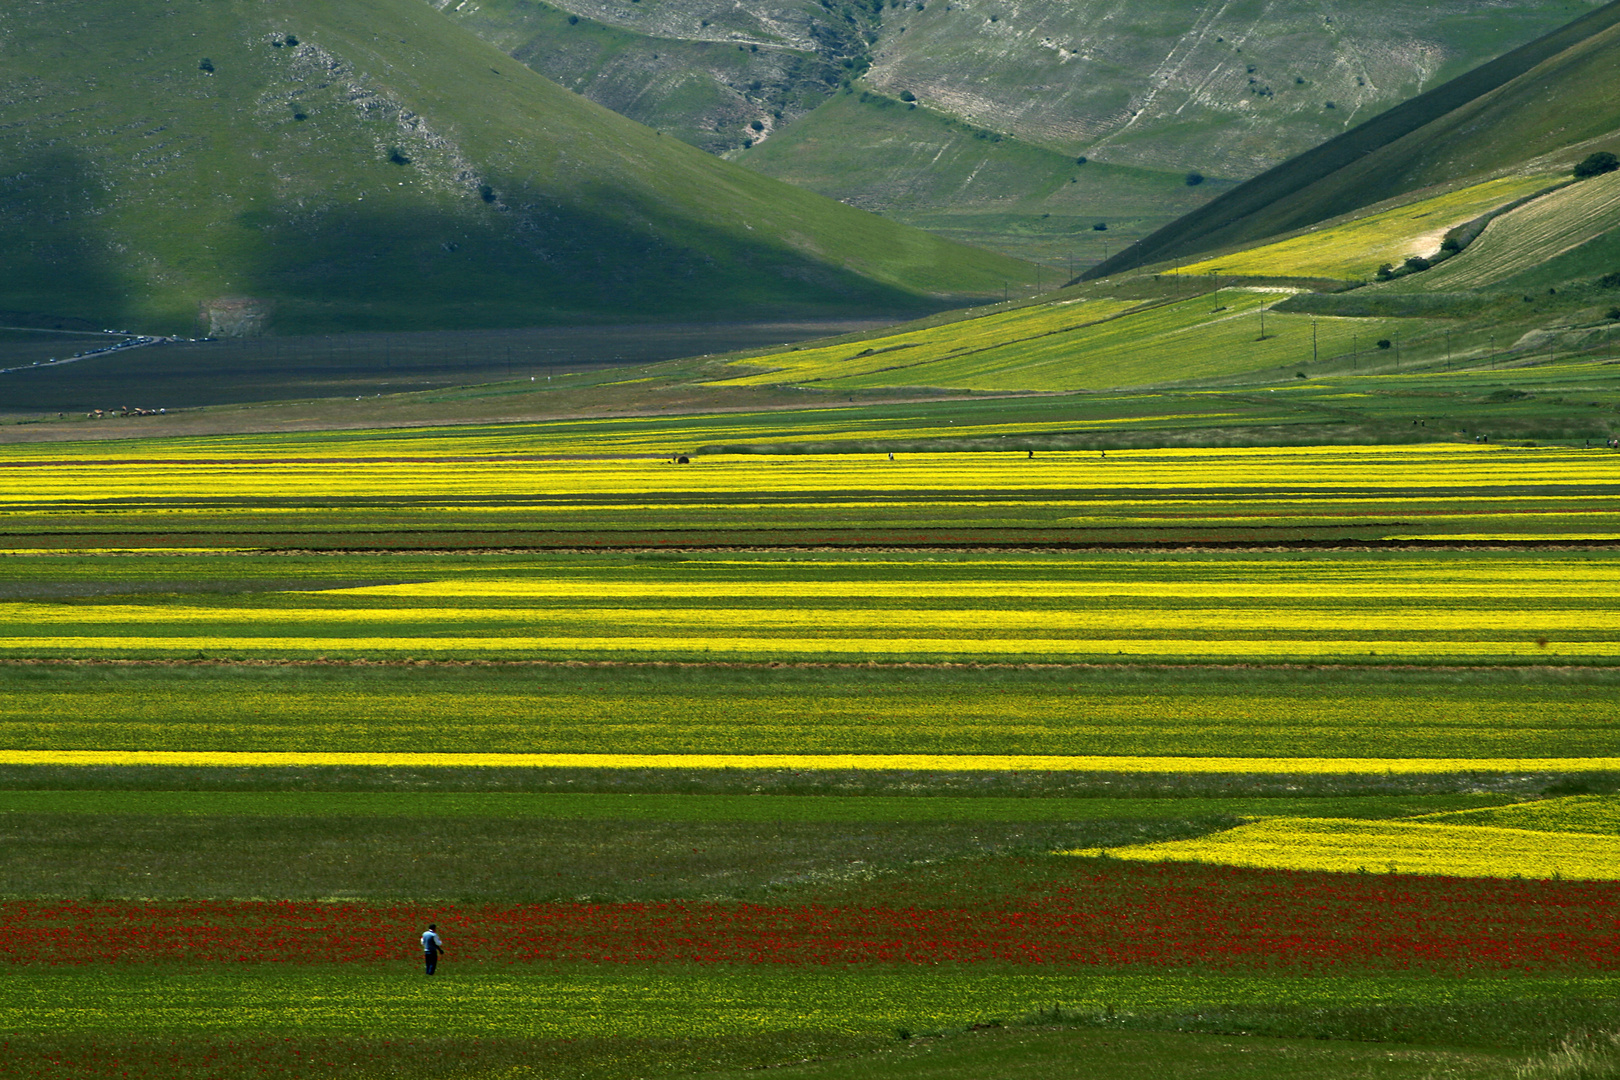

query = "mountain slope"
[1087,0,1620,277]
[0,0,1034,335]
[737,87,1237,265]
[438,0,1604,265]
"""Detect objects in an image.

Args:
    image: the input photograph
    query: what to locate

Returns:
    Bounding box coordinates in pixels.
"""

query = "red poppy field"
[9,860,1620,976]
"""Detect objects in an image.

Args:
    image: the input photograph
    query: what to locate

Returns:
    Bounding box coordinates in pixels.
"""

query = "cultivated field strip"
[4,551,1616,663]
[4,447,1615,500]
[1404,169,1620,290]
[12,968,1606,1039]
[2,443,1619,545]
[1079,817,1620,880]
[4,658,1609,757]
[2,751,1616,773]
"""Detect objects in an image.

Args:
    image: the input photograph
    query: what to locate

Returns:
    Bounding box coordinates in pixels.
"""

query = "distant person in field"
[422,923,445,975]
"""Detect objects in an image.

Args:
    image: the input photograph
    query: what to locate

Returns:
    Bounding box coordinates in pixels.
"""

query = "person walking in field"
[422,923,445,975]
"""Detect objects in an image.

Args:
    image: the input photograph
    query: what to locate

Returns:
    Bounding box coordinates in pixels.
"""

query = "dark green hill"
[1086,0,1620,278]
[0,0,1033,336]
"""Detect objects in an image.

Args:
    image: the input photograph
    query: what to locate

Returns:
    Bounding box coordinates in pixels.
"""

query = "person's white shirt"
[422,929,442,951]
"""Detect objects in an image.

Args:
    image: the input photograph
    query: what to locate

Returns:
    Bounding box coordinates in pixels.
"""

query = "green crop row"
[0,790,1508,821]
[13,967,1615,1037]
[2,660,1617,758]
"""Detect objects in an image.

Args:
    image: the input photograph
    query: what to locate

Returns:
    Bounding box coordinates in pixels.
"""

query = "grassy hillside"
[1175,174,1562,281]
[716,285,1438,393]
[428,0,859,155]
[738,88,1235,265]
[1387,170,1620,291]
[1090,1,1620,276]
[0,0,1034,336]
[442,0,1603,264]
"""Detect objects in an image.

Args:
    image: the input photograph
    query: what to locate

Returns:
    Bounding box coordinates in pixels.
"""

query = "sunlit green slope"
[1092,1,1620,276]
[0,0,1034,335]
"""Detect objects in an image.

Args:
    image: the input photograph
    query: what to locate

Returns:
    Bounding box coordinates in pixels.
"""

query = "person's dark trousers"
[425,950,438,975]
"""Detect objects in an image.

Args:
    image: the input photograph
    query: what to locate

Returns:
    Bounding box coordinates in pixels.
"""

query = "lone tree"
[1185,171,1205,186]
[1574,151,1619,179]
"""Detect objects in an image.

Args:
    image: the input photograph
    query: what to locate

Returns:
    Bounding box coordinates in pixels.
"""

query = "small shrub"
[1324,100,1336,109]
[1440,236,1461,252]
[750,119,765,131]
[1375,263,1395,281]
[568,14,579,23]
[1075,155,1087,165]
[1185,171,1204,186]
[899,90,916,101]
[1608,307,1620,320]
[479,184,496,203]
[1574,151,1619,179]
[198,58,215,74]
[388,148,411,165]
[741,138,753,148]
[1404,255,1431,272]
[1599,271,1620,288]
[1092,222,1107,231]
[1376,339,1392,350]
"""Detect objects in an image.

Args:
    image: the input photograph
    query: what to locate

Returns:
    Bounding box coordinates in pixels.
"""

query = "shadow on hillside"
[0,149,131,328]
[228,172,955,335]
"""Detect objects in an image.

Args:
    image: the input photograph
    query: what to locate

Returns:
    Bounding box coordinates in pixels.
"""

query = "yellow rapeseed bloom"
[1069,817,1620,879]
[3,751,1615,773]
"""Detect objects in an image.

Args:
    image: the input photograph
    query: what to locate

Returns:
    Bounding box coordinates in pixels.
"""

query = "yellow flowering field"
[1176,173,1558,280]
[3,442,1618,543]
[6,750,1619,773]
[3,548,1616,664]
[1074,818,1620,879]
[1419,795,1620,834]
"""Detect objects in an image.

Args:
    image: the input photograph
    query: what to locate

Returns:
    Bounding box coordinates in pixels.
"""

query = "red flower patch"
[6,862,1617,974]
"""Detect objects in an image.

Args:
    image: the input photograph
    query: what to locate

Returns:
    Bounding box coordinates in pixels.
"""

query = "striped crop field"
[3,441,1619,546]
[2,550,1616,666]
[6,418,1620,1077]
[1176,173,1559,281]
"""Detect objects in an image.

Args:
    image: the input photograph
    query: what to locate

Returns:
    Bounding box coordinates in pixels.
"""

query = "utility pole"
[1352,333,1358,370]
[1258,304,1265,340]
[1446,329,1452,370]
[1312,317,1318,365]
